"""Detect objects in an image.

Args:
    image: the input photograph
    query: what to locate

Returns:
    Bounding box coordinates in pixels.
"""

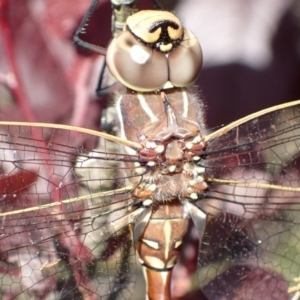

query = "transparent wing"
[196,101,300,299]
[0,123,148,300]
[2,101,300,300]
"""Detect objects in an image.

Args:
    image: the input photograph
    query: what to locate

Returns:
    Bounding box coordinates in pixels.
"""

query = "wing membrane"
[193,101,300,299]
[0,123,147,299]
[2,99,300,300]
[200,101,300,218]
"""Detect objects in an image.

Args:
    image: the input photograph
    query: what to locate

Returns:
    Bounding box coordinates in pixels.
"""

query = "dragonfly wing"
[194,101,300,299]
[0,124,146,299]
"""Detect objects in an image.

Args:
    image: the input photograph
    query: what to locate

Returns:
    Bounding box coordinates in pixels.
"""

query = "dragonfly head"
[106,10,203,92]
[126,10,184,53]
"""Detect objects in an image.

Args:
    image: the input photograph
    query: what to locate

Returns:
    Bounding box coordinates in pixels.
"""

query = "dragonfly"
[1,0,300,299]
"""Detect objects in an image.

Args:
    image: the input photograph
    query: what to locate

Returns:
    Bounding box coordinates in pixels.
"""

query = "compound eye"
[106,32,168,92]
[106,10,202,92]
[168,29,203,88]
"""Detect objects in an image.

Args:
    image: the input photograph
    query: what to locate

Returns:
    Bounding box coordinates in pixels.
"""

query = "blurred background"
[179,0,300,128]
[0,1,300,299]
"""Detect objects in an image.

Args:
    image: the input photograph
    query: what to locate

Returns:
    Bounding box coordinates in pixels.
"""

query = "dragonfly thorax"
[132,160,208,203]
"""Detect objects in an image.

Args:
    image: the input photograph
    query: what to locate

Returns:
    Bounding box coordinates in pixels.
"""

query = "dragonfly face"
[106,10,202,91]
[1,1,300,300]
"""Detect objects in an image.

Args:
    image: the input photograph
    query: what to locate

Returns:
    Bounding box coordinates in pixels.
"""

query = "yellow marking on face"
[168,26,182,40]
[159,43,173,52]
[127,10,183,45]
[143,27,162,43]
